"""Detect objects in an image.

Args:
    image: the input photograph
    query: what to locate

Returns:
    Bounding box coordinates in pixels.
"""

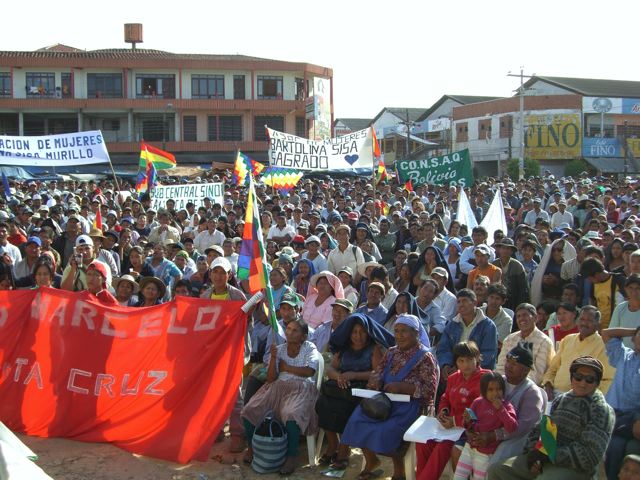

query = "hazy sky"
[2,0,638,119]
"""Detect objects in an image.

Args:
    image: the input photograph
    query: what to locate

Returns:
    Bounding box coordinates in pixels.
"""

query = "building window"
[295,78,305,100]
[191,74,224,99]
[183,116,197,142]
[207,116,243,141]
[87,73,122,98]
[135,74,175,99]
[255,116,283,141]
[456,122,468,142]
[60,73,72,98]
[257,76,283,99]
[500,115,513,138]
[295,117,306,137]
[219,116,242,141]
[234,75,245,100]
[0,73,10,97]
[26,73,55,97]
[207,116,217,141]
[478,119,492,140]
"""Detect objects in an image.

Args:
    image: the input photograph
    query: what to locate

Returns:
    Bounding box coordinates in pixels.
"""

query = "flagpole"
[371,127,377,220]
[107,156,122,193]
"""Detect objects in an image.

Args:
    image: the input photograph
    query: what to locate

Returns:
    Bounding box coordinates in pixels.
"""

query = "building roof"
[416,94,504,122]
[1,47,275,63]
[370,107,429,126]
[584,157,639,174]
[36,43,84,53]
[334,118,372,131]
[0,47,332,74]
[525,76,640,98]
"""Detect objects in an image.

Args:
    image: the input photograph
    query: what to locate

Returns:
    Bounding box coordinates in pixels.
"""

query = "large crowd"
[1,170,640,480]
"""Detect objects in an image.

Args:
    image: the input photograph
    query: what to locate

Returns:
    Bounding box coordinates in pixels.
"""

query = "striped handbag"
[251,414,288,474]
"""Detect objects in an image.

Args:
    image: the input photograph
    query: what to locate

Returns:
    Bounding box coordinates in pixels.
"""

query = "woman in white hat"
[112,274,139,307]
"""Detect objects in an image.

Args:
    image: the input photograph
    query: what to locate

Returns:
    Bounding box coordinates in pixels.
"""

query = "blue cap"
[25,236,42,247]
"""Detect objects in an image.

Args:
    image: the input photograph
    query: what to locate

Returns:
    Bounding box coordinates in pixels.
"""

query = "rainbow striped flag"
[233,151,264,186]
[134,170,147,194]
[139,142,176,170]
[237,178,278,330]
[261,166,303,192]
[535,415,558,461]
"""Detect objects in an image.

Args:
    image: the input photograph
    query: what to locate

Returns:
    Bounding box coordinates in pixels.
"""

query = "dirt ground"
[19,432,456,480]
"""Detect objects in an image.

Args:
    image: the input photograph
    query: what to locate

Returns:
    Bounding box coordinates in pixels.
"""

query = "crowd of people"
[1,170,640,479]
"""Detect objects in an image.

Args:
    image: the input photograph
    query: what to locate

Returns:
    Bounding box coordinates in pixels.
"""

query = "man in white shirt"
[523,198,550,227]
[193,217,226,254]
[431,267,457,322]
[0,221,22,264]
[267,212,296,246]
[550,199,574,229]
[148,211,181,246]
[327,224,365,277]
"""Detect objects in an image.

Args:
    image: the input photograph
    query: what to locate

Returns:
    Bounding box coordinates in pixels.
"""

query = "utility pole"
[399,108,416,160]
[507,68,534,180]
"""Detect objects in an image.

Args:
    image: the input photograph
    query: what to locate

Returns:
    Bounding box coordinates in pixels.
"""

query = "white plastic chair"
[306,352,324,466]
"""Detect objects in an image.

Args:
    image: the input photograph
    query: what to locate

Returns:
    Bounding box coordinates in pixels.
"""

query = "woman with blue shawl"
[315,313,395,469]
[340,314,438,480]
[383,291,420,330]
[291,258,316,297]
[410,245,455,295]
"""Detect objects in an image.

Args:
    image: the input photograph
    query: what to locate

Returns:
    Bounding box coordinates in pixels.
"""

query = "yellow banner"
[525,113,581,160]
[627,138,640,157]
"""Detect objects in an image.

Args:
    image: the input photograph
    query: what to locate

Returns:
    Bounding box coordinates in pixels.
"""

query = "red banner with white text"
[0,287,247,463]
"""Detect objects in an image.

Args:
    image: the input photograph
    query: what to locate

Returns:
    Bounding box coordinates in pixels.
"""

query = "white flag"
[480,187,508,237]
[457,189,478,230]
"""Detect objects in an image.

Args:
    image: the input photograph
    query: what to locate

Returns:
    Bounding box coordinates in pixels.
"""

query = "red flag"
[92,206,102,230]
[371,127,381,158]
[404,179,414,192]
[0,288,246,463]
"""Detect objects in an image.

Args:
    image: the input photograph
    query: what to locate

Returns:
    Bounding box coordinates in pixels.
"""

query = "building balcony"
[0,97,306,113]
[106,140,268,153]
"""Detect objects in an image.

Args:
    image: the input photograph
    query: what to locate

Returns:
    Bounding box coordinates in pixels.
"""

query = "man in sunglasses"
[542,305,615,401]
[489,356,615,480]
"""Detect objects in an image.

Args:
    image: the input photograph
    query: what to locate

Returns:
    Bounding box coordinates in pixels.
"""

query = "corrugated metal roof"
[526,76,640,98]
[416,95,504,122]
[334,118,372,130]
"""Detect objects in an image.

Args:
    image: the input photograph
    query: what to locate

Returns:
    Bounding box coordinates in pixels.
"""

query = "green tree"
[506,158,540,179]
[564,159,595,177]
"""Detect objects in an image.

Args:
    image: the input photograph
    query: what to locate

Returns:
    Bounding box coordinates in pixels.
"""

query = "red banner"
[0,287,247,463]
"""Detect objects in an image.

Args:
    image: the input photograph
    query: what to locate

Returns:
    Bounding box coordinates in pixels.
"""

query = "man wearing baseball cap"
[301,234,328,273]
[430,266,457,322]
[467,244,502,289]
[85,260,118,305]
[61,235,100,292]
[310,298,354,353]
[13,236,41,285]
